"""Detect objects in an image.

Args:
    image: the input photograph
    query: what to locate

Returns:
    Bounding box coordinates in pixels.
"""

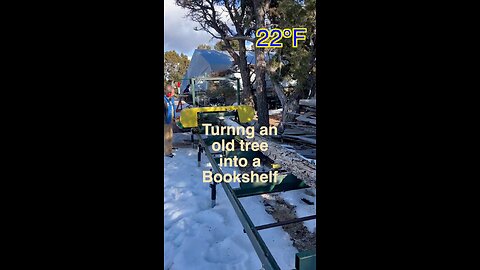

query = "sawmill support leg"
[209,169,217,208]
[197,144,203,167]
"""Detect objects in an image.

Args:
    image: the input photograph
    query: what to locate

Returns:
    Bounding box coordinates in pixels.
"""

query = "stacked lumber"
[280,99,316,148]
[299,99,316,108]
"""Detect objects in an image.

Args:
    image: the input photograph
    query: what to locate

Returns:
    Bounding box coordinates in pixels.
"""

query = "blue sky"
[164,0,217,58]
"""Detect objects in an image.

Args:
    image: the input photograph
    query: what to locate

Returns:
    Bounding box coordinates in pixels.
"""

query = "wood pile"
[275,98,317,159]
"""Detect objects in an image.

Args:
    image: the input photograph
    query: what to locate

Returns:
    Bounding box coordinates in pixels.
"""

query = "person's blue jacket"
[164,95,175,124]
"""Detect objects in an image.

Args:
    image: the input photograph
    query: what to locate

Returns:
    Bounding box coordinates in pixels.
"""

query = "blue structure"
[180,49,274,93]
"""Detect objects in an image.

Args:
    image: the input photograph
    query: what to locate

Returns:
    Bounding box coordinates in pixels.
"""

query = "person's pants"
[164,123,173,155]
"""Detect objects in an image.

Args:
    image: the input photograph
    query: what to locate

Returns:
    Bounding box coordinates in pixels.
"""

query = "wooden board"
[296,149,316,159]
[282,135,317,145]
[283,128,308,135]
[299,99,316,107]
[295,114,316,125]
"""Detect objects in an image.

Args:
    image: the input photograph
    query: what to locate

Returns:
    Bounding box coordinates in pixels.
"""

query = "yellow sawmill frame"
[179,105,255,128]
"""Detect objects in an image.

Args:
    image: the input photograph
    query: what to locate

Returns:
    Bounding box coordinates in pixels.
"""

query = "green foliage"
[174,0,316,105]
[269,0,316,97]
[197,44,212,50]
[164,50,190,85]
[214,40,240,51]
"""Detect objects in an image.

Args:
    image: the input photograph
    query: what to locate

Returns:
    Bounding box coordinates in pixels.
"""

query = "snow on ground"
[164,133,298,270]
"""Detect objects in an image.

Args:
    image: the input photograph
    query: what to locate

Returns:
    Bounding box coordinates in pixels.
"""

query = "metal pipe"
[197,144,202,167]
[254,215,317,231]
[191,79,196,107]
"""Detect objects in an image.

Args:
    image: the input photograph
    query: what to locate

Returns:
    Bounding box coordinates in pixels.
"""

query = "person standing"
[164,85,175,157]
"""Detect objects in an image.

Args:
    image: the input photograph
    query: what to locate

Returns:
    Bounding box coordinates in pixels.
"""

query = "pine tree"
[164,50,190,86]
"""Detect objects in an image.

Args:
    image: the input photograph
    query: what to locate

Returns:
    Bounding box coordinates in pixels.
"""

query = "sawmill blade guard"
[178,105,255,129]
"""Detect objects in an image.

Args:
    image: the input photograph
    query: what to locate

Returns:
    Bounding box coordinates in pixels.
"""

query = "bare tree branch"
[175,0,256,105]
[225,36,255,42]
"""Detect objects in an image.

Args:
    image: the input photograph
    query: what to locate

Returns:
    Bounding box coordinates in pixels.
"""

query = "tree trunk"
[280,89,302,131]
[254,49,269,129]
[226,41,253,107]
[253,0,270,129]
[280,41,316,130]
[237,42,254,106]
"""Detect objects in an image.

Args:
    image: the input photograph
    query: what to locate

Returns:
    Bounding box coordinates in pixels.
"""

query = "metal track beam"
[255,215,317,231]
[196,133,281,270]
[295,249,316,270]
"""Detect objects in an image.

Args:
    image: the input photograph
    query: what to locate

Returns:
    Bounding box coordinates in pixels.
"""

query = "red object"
[176,82,181,88]
[166,92,173,97]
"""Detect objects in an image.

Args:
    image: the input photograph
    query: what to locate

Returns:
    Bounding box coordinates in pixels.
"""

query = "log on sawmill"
[221,118,316,188]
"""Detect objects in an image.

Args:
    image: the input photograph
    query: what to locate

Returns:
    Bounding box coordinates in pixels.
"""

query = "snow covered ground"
[278,190,316,234]
[164,133,300,270]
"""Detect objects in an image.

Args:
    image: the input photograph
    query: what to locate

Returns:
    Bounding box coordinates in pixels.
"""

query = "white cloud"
[164,0,218,56]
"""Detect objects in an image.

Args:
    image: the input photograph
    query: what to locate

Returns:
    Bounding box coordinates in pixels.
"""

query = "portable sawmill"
[175,76,316,270]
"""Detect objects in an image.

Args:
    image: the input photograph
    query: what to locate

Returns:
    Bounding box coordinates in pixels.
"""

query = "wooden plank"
[296,149,316,159]
[282,135,317,145]
[299,99,316,108]
[295,115,316,125]
[283,128,307,135]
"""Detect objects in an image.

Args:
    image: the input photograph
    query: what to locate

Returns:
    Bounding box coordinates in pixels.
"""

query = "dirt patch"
[261,194,316,252]
[269,114,281,127]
